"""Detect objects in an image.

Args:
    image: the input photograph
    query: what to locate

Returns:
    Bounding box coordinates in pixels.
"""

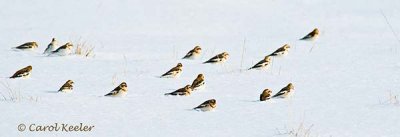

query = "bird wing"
[300,33,313,40]
[249,60,267,69]
[165,88,186,95]
[10,68,30,78]
[43,44,53,53]
[194,103,209,109]
[272,90,287,98]
[204,54,223,63]
[52,45,67,53]
[58,83,72,91]
[270,47,286,55]
[16,43,34,49]
[161,67,181,77]
[194,100,211,109]
[105,90,119,96]
[191,78,203,87]
[182,50,195,59]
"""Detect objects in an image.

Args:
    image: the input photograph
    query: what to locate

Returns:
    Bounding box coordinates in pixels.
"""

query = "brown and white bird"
[260,89,272,101]
[49,42,73,56]
[300,28,319,41]
[58,80,74,93]
[43,38,58,54]
[249,56,272,70]
[13,42,38,50]
[104,82,128,97]
[269,44,290,56]
[272,83,294,98]
[164,85,192,96]
[160,63,183,78]
[193,99,217,112]
[190,74,205,91]
[9,65,32,79]
[203,52,229,64]
[182,46,202,59]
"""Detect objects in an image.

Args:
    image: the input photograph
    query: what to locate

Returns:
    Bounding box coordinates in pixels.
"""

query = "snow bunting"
[249,56,272,70]
[190,74,205,91]
[193,99,217,112]
[13,42,38,50]
[160,63,183,78]
[104,82,128,97]
[272,83,294,98]
[260,89,272,101]
[43,38,58,54]
[58,80,74,93]
[269,44,290,56]
[164,85,192,96]
[300,28,319,41]
[10,65,32,79]
[50,42,73,56]
[203,52,229,64]
[182,46,202,59]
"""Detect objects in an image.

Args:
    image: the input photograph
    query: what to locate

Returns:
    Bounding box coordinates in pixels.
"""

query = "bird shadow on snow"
[44,90,58,93]
[240,99,278,104]
[184,109,214,112]
[184,108,196,111]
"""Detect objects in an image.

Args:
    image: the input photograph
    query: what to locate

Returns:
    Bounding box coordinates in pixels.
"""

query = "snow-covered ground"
[1,0,400,136]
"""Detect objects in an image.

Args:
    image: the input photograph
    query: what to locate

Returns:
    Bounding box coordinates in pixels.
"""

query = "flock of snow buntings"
[8,28,319,112]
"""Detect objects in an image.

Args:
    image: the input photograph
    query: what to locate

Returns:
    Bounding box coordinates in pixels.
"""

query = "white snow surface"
[1,0,400,137]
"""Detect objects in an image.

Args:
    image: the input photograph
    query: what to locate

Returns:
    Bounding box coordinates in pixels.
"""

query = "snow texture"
[1,0,400,137]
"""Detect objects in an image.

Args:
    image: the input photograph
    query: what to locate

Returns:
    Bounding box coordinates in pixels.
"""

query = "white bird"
[272,83,294,98]
[300,28,319,41]
[269,44,290,57]
[104,82,128,97]
[190,74,205,91]
[182,46,202,59]
[49,42,73,56]
[160,63,183,78]
[203,52,229,64]
[164,85,192,96]
[248,56,272,70]
[13,42,38,50]
[260,89,272,101]
[58,80,74,93]
[193,99,217,112]
[43,38,58,54]
[10,65,32,79]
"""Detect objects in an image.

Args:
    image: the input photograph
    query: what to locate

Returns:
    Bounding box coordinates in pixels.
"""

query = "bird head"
[222,52,229,57]
[198,74,204,79]
[184,85,192,91]
[287,83,294,90]
[67,80,74,85]
[194,46,202,52]
[263,89,272,94]
[313,28,319,34]
[120,82,128,91]
[283,44,290,50]
[264,56,271,61]
[26,65,33,71]
[209,99,217,107]
[32,42,39,48]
